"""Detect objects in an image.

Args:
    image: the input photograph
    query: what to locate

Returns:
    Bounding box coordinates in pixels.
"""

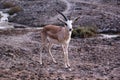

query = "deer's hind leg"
[48,43,57,63]
[39,31,47,65]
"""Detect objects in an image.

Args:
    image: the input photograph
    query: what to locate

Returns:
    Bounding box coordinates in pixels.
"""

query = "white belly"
[47,36,71,45]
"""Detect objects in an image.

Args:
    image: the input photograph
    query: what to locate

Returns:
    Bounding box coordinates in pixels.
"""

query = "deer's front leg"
[62,44,70,68]
[65,44,70,67]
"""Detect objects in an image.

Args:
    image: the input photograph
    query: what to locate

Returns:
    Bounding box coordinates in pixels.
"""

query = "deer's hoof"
[64,66,72,71]
[53,59,57,63]
[39,61,42,65]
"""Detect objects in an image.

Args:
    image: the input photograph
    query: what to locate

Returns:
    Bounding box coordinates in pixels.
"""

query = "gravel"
[0,29,120,79]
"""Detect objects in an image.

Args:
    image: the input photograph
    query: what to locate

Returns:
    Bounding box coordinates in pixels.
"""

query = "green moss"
[8,6,23,15]
[3,2,15,8]
[72,26,97,38]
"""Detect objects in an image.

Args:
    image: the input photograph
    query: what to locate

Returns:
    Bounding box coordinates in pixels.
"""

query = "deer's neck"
[64,27,72,40]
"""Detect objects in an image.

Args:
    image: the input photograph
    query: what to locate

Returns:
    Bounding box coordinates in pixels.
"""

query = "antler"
[57,18,66,24]
[55,9,68,21]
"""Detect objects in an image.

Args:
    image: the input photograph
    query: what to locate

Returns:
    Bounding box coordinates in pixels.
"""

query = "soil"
[0,0,120,80]
[0,29,120,80]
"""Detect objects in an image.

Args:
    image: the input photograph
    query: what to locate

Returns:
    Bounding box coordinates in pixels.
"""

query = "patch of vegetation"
[8,6,23,15]
[3,2,15,8]
[72,26,97,38]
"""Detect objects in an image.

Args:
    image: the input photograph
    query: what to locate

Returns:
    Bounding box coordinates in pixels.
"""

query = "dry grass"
[3,2,15,8]
[8,6,23,15]
[72,26,97,38]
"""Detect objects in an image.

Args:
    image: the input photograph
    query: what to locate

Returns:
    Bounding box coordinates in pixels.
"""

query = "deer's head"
[56,10,80,31]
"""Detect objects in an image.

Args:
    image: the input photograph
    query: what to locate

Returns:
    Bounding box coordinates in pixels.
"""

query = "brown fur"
[41,25,70,42]
[40,24,72,68]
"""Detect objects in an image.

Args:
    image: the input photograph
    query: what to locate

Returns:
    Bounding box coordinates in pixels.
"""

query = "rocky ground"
[0,0,120,80]
[0,29,120,80]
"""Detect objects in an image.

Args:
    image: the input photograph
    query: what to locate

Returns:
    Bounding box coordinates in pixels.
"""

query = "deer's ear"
[64,23,67,26]
[73,16,80,23]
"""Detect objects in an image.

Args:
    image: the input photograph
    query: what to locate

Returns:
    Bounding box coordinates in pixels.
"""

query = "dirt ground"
[0,29,120,80]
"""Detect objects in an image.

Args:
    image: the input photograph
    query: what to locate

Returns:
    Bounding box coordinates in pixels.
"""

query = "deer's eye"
[65,23,67,26]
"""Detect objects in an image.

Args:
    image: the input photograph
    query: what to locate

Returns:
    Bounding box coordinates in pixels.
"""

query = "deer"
[39,10,80,68]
